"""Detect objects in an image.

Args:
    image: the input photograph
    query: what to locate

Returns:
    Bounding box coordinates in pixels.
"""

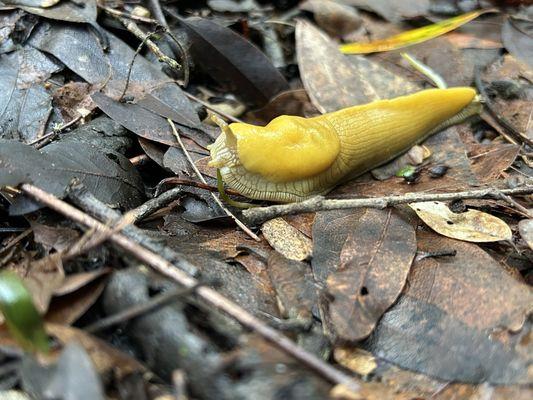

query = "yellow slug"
[209,88,480,202]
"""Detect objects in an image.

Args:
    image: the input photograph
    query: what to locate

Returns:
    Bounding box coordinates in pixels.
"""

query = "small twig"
[168,119,260,241]
[28,115,83,148]
[130,187,183,222]
[99,4,159,24]
[0,228,32,255]
[85,283,203,333]
[19,183,360,392]
[183,92,243,123]
[156,177,241,196]
[242,186,533,224]
[114,15,182,73]
[120,29,160,101]
[129,154,150,166]
[494,189,533,218]
[65,183,198,276]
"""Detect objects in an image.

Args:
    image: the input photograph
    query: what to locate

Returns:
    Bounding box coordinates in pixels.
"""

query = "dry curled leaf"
[262,218,313,261]
[409,201,512,242]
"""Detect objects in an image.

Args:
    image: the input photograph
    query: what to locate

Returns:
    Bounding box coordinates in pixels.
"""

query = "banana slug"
[209,88,480,203]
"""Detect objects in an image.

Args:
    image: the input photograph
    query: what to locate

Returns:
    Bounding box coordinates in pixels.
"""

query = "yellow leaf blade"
[340,9,496,54]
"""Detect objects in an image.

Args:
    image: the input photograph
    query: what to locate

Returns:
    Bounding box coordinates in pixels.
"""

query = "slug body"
[209,88,479,202]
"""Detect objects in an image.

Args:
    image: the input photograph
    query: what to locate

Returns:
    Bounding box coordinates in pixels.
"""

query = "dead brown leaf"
[325,208,416,341]
[261,218,313,261]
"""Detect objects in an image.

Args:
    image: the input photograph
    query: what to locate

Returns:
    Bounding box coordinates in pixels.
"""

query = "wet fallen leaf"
[8,0,97,23]
[0,48,60,142]
[180,17,289,106]
[340,10,495,54]
[326,208,416,341]
[409,201,512,242]
[0,139,145,211]
[262,218,313,261]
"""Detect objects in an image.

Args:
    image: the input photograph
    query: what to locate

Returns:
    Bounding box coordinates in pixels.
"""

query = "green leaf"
[0,271,49,353]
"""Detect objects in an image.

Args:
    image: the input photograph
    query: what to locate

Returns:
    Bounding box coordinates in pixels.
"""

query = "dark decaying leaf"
[0,48,62,142]
[296,19,419,113]
[0,139,144,210]
[92,91,210,149]
[28,21,109,85]
[180,17,289,106]
[502,17,533,68]
[365,231,533,384]
[268,251,318,323]
[29,22,199,122]
[325,208,416,342]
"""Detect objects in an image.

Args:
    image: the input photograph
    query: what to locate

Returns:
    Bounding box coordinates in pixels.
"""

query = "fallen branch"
[243,185,533,224]
[20,183,359,392]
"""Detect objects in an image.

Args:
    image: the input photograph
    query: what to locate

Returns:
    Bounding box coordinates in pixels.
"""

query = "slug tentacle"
[209,87,479,203]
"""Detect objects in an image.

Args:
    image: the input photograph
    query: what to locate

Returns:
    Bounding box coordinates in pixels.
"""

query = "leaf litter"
[0,1,532,399]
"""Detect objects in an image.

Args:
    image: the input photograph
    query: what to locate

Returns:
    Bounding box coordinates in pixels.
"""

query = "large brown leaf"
[364,231,533,384]
[325,208,416,342]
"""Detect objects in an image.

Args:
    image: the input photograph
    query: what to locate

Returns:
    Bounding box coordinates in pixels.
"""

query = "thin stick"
[19,183,360,392]
[168,119,260,241]
[156,177,241,196]
[183,92,243,123]
[120,29,159,100]
[28,115,82,148]
[115,16,182,73]
[99,4,159,24]
[243,186,533,224]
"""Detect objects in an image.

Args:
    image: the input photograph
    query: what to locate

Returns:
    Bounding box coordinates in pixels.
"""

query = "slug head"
[209,115,340,183]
